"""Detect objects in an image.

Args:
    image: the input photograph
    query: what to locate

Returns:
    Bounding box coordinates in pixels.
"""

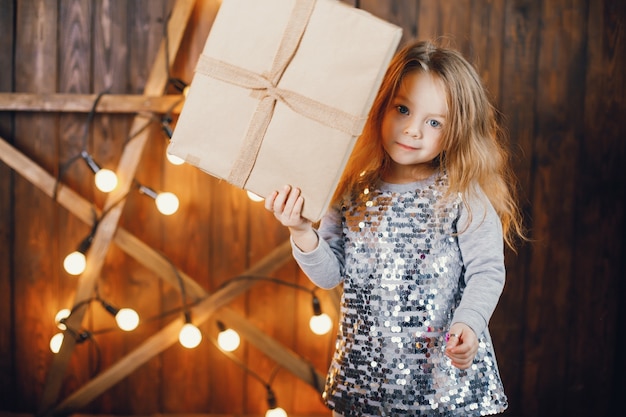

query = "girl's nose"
[403,122,422,138]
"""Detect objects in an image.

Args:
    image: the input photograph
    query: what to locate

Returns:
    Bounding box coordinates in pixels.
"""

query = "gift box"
[168,0,402,221]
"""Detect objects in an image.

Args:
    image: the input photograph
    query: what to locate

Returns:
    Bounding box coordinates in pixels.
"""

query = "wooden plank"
[415,0,439,41]
[0,93,184,113]
[490,1,540,414]
[566,1,626,416]
[521,0,587,414]
[37,1,198,415]
[359,0,418,45]
[246,198,297,412]
[56,0,95,402]
[12,0,59,411]
[89,2,140,413]
[156,0,226,410]
[469,0,505,101]
[0,0,16,410]
[416,1,472,51]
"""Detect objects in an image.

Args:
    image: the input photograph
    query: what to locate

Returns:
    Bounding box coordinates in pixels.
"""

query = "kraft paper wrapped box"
[168,0,402,221]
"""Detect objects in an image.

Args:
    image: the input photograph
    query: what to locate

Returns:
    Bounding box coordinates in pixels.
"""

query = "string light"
[265,386,288,417]
[55,309,71,330]
[63,221,98,275]
[49,332,65,353]
[81,150,118,193]
[168,77,189,97]
[53,294,140,343]
[247,190,264,202]
[218,275,333,336]
[137,183,180,215]
[166,151,185,166]
[216,321,241,352]
[161,77,188,165]
[53,92,118,195]
[309,295,333,335]
[63,250,87,276]
[179,320,202,349]
[210,330,290,417]
[100,299,140,331]
[49,328,91,353]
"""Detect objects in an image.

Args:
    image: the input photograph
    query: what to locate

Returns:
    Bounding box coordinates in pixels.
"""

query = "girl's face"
[381,71,447,183]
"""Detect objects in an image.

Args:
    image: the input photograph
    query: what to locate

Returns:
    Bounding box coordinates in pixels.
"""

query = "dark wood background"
[1,1,624,416]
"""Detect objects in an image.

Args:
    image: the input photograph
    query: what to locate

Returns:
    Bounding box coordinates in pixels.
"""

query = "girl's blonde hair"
[332,40,525,249]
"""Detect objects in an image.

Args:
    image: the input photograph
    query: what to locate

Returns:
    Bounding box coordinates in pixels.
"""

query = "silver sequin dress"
[292,174,508,416]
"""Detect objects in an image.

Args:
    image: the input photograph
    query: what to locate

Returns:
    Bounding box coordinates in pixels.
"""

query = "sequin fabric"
[322,175,508,416]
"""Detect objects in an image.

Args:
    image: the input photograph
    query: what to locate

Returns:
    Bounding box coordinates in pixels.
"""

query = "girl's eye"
[396,105,409,115]
[428,119,442,128]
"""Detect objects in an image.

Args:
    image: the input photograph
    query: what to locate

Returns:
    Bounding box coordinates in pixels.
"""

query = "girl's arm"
[265,185,344,289]
[452,189,506,337]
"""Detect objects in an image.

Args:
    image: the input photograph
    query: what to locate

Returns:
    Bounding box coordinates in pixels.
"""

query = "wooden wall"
[0,1,624,416]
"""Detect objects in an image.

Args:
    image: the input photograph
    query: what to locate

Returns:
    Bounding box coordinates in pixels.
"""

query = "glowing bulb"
[115,308,139,331]
[155,192,179,215]
[309,313,333,335]
[63,251,86,275]
[55,309,71,330]
[247,190,264,202]
[94,168,118,192]
[265,407,287,417]
[179,323,202,348]
[166,152,185,165]
[217,328,241,352]
[50,332,64,353]
[183,85,190,97]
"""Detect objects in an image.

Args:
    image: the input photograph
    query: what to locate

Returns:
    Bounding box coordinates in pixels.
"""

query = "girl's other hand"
[445,323,479,370]
[265,185,311,233]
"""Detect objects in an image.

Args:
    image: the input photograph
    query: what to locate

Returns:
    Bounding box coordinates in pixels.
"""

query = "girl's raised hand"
[266,185,319,253]
[445,322,479,370]
[265,185,311,232]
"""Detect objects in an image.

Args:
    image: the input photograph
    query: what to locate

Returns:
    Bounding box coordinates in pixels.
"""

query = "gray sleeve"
[291,205,345,289]
[451,190,506,337]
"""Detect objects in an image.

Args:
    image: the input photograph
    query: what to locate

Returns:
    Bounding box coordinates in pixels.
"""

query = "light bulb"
[309,313,332,335]
[63,251,86,275]
[265,407,287,417]
[179,323,202,348]
[94,168,118,192]
[217,328,241,352]
[166,152,185,165]
[155,192,179,215]
[115,308,139,331]
[50,332,64,353]
[247,190,264,202]
[55,309,71,330]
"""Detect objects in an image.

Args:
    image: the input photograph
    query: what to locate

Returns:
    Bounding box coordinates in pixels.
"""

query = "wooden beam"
[51,242,297,415]
[0,136,326,412]
[0,93,185,113]
[36,1,198,415]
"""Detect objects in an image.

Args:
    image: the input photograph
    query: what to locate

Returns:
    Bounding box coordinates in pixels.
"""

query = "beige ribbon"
[194,0,366,188]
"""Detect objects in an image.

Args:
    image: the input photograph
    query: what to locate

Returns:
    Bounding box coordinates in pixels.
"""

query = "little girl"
[265,40,525,416]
